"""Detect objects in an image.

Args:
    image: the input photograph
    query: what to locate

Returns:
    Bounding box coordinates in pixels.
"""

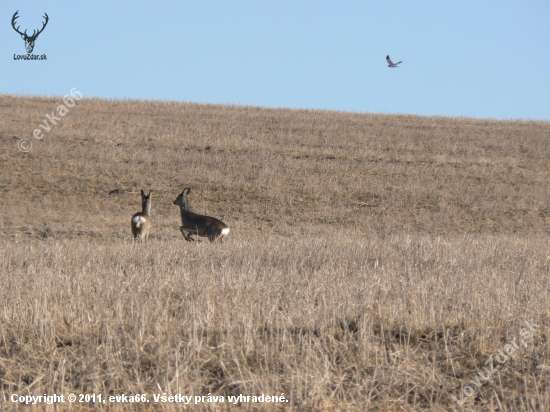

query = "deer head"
[12,11,49,53]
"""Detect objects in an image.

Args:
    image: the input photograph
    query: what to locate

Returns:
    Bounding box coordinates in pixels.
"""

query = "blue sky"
[2,1,549,120]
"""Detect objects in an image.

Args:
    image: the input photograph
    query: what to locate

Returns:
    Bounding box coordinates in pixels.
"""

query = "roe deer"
[173,188,229,243]
[131,190,152,241]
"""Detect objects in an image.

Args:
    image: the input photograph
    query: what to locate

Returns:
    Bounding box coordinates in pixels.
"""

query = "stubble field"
[0,95,549,410]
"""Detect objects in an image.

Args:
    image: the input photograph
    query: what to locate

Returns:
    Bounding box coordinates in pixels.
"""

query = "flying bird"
[386,55,403,68]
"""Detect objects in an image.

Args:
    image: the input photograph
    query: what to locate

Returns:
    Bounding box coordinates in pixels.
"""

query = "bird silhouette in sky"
[386,55,403,68]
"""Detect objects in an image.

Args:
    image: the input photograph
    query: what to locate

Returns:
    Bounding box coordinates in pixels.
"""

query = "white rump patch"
[132,216,145,224]
[221,228,230,236]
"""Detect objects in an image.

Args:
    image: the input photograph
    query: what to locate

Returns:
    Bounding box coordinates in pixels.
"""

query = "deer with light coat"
[131,190,152,241]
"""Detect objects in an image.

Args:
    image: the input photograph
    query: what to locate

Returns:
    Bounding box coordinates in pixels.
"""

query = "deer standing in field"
[173,188,229,242]
[131,190,152,241]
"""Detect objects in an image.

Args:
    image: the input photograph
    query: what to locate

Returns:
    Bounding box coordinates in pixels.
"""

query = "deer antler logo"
[11,11,49,54]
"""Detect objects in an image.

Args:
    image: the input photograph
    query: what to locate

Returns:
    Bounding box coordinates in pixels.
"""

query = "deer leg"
[180,227,195,242]
[205,224,220,243]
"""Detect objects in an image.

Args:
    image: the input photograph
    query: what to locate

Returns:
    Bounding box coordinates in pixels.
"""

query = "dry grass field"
[1,94,550,410]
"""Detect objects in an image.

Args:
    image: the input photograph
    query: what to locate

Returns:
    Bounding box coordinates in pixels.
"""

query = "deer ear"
[21,34,25,40]
[148,190,153,196]
[141,190,145,196]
